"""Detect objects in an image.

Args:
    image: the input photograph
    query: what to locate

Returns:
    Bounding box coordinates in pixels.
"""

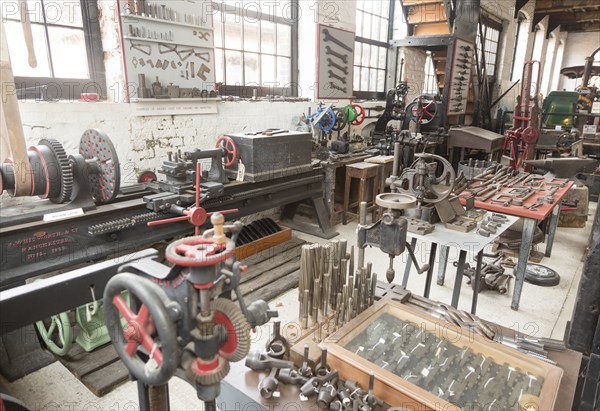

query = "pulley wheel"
[410,96,438,125]
[165,236,235,267]
[35,311,73,356]
[104,273,179,386]
[375,193,417,210]
[525,264,560,287]
[400,153,456,203]
[216,136,237,167]
[80,129,120,204]
[331,108,348,132]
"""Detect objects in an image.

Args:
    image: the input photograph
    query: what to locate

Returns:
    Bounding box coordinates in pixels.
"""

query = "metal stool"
[343,162,380,225]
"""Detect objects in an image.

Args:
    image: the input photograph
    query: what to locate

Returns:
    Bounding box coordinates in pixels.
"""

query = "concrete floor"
[2,202,596,409]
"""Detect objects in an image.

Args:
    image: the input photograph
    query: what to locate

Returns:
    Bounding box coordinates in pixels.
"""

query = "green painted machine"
[542,91,580,129]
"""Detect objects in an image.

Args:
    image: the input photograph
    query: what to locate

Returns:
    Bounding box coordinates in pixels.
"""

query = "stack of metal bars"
[298,239,378,342]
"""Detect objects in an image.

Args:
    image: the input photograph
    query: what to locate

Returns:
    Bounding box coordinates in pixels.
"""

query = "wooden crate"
[322,300,562,411]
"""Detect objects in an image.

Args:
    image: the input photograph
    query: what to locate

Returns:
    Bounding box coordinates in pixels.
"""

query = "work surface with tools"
[459,180,574,221]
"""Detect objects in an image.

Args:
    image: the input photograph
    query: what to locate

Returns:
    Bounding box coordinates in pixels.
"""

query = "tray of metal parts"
[321,300,562,410]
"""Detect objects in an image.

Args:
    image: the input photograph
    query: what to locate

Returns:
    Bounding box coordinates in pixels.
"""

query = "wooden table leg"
[511,218,537,310]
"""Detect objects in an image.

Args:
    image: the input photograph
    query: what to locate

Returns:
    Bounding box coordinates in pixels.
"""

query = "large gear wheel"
[211,298,250,362]
[188,355,231,385]
[38,139,73,203]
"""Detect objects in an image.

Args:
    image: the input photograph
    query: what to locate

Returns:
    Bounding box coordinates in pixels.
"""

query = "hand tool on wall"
[326,58,348,75]
[322,28,353,52]
[325,46,348,64]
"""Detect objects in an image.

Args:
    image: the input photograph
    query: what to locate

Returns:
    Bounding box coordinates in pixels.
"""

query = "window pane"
[354,42,361,65]
[370,45,378,68]
[225,50,242,84]
[244,52,259,84]
[378,47,387,69]
[354,66,360,90]
[261,54,275,85]
[372,1,382,16]
[48,26,88,78]
[213,11,223,48]
[48,0,83,27]
[369,69,377,91]
[356,11,363,37]
[360,44,370,67]
[276,24,291,56]
[261,20,276,54]
[362,13,371,39]
[244,19,259,52]
[277,56,291,85]
[5,21,51,77]
[356,0,365,12]
[371,17,380,40]
[215,48,224,83]
[224,13,242,49]
[377,69,385,91]
[5,0,44,23]
[360,67,368,90]
[379,17,389,42]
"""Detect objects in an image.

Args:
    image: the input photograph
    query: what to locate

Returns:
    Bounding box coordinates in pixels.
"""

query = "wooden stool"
[343,162,380,225]
[364,155,395,194]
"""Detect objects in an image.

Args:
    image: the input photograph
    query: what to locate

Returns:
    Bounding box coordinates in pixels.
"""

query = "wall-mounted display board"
[118,0,216,102]
[446,38,474,116]
[317,24,355,99]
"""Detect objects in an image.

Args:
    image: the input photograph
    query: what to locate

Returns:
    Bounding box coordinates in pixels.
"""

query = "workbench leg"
[471,250,484,315]
[545,204,561,257]
[451,250,467,308]
[437,245,449,286]
[402,238,418,288]
[424,243,438,298]
[512,218,537,310]
[311,196,336,235]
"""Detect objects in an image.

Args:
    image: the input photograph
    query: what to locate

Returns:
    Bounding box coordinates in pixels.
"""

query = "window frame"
[476,14,502,79]
[212,0,299,98]
[6,0,106,100]
[353,0,395,100]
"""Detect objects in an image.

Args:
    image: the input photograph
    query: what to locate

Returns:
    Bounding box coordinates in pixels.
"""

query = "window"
[511,12,530,81]
[3,0,105,100]
[540,33,556,97]
[530,24,545,93]
[212,1,297,97]
[354,0,393,99]
[423,52,438,94]
[550,40,565,92]
[475,15,502,78]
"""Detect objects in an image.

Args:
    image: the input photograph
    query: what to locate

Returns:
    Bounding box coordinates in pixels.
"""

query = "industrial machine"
[504,61,542,170]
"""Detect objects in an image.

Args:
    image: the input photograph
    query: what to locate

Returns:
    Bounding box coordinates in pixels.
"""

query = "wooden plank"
[80,357,130,397]
[58,343,120,379]
[413,22,450,36]
[407,3,447,24]
[238,258,301,296]
[239,241,304,285]
[243,269,300,304]
[235,228,292,260]
[240,237,304,266]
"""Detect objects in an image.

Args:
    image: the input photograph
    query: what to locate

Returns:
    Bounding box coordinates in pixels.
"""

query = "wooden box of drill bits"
[322,300,563,411]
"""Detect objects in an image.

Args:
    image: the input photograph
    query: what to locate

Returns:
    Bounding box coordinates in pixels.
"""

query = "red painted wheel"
[104,273,179,385]
[165,236,235,267]
[351,104,365,125]
[521,126,539,144]
[138,170,157,183]
[216,136,237,167]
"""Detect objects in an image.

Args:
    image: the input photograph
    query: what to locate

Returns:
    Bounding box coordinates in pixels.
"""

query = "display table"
[458,180,574,310]
[401,213,519,314]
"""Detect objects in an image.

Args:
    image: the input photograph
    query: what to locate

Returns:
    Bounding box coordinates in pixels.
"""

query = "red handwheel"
[165,236,236,267]
[521,126,539,144]
[351,104,365,125]
[216,136,237,167]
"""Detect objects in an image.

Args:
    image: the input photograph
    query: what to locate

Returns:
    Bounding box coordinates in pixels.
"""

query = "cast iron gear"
[211,298,251,362]
[39,138,73,203]
[188,354,230,385]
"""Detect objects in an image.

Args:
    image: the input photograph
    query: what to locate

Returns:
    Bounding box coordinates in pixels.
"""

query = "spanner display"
[322,28,353,52]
